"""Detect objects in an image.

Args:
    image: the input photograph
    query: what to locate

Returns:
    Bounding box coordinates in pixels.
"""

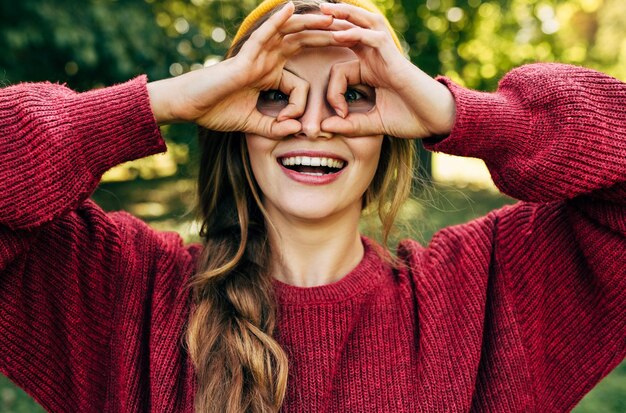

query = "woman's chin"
[276,204,339,222]
[264,197,358,224]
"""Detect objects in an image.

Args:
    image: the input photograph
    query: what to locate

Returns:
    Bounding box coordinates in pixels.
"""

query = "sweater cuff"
[64,75,167,179]
[422,77,531,164]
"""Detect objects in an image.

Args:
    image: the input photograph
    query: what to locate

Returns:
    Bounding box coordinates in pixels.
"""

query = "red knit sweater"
[1,64,625,413]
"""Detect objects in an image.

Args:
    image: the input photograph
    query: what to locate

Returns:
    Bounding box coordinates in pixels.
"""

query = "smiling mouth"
[278,156,346,176]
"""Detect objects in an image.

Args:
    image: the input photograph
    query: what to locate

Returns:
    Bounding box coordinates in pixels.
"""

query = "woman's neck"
[266,205,364,288]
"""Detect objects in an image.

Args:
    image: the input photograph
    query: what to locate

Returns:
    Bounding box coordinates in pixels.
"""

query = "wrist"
[395,64,456,137]
[147,78,177,125]
[430,81,456,136]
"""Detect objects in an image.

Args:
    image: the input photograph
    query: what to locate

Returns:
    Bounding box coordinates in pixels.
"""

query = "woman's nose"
[296,93,335,139]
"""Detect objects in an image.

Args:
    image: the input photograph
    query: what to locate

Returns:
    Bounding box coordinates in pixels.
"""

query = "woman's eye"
[344,86,375,113]
[261,90,289,102]
[344,88,366,103]
[257,90,289,117]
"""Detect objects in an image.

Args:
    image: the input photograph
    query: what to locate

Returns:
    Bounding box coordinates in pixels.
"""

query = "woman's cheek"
[245,133,274,163]
[353,136,384,180]
[245,134,278,190]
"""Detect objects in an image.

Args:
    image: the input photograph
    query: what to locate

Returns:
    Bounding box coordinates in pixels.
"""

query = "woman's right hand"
[148,2,336,138]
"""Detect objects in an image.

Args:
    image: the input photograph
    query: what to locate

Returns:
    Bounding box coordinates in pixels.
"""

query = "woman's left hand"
[318,2,456,139]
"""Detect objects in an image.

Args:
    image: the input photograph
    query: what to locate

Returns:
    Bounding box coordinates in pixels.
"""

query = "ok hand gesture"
[149,2,337,138]
[319,2,456,139]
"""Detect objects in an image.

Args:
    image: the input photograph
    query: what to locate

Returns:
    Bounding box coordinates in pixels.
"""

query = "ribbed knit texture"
[0,64,625,412]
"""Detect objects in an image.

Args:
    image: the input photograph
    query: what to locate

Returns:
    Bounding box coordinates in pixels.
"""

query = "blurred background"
[1,0,625,411]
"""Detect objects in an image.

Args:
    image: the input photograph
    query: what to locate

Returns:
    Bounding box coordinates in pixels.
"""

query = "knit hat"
[232,0,402,51]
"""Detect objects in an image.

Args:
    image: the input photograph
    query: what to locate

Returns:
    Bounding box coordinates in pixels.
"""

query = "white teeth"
[280,156,346,169]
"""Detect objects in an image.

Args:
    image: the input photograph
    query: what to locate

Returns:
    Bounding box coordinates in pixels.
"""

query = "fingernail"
[336,108,345,118]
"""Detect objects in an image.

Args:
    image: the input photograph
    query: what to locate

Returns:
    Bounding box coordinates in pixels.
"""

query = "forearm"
[424,63,626,203]
[0,76,165,229]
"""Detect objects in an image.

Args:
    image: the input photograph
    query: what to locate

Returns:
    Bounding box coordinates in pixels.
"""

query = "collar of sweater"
[271,236,392,305]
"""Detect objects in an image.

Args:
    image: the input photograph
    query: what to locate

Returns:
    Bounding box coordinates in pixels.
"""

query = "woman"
[1,0,625,412]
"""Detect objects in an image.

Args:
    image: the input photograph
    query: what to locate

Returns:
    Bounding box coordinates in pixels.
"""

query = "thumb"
[321,112,381,137]
[246,112,302,139]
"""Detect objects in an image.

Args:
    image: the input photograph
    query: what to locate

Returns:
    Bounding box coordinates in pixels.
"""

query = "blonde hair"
[186,1,415,412]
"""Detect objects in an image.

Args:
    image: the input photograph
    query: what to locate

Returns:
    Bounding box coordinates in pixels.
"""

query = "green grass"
[1,179,624,412]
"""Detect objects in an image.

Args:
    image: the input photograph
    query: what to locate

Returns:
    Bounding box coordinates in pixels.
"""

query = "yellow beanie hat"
[232,0,402,51]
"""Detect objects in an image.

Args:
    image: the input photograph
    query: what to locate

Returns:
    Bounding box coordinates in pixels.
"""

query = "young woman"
[1,0,625,412]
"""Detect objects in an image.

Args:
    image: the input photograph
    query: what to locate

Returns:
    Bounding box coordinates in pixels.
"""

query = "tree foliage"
[3,0,623,91]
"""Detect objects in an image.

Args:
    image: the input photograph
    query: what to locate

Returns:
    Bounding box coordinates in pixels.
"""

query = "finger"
[321,112,382,137]
[248,112,301,139]
[332,27,389,49]
[319,2,388,31]
[276,70,309,121]
[270,118,302,138]
[327,60,361,118]
[249,2,295,45]
[278,13,334,35]
[282,30,348,55]
[326,18,359,31]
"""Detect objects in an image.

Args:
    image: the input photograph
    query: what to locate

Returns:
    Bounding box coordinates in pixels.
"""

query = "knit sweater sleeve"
[0,77,188,411]
[420,63,626,410]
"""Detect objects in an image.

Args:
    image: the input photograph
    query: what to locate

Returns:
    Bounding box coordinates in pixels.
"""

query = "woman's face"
[245,45,384,223]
